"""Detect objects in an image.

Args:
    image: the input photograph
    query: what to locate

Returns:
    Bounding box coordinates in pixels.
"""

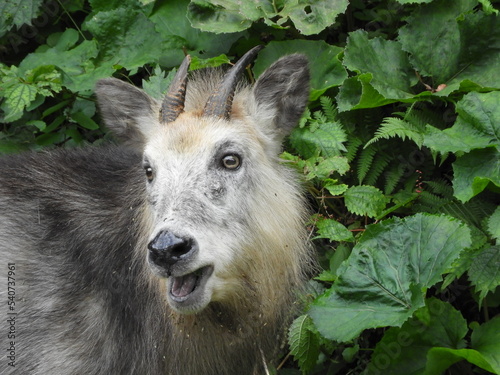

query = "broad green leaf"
[398,0,477,83]
[336,74,401,112]
[70,111,99,130]
[290,119,347,159]
[468,245,500,303]
[399,1,500,93]
[309,214,471,342]
[439,11,500,94]
[487,206,500,240]
[19,29,111,92]
[344,185,388,218]
[313,156,350,178]
[0,0,44,36]
[424,91,500,154]
[470,315,500,372]
[84,8,164,71]
[288,315,321,375]
[365,299,467,375]
[314,217,354,242]
[279,0,348,35]
[253,40,347,101]
[426,347,495,375]
[343,30,415,101]
[453,148,500,202]
[151,0,243,68]
[187,0,267,33]
[425,316,500,374]
[323,180,348,196]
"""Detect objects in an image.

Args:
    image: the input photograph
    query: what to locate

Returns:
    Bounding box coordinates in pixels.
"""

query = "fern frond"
[299,108,312,128]
[383,163,405,195]
[365,117,425,148]
[363,151,392,186]
[313,110,327,124]
[320,96,338,122]
[404,106,448,130]
[357,145,377,184]
[417,191,451,211]
[345,137,363,162]
[425,179,453,198]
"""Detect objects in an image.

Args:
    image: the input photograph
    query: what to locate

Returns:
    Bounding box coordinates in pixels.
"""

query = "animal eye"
[221,154,241,170]
[144,165,154,181]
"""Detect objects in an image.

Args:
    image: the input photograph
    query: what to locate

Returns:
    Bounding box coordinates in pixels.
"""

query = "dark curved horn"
[160,55,191,124]
[203,45,263,120]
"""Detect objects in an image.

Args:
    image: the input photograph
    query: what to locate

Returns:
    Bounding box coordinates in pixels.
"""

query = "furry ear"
[252,54,310,138]
[95,78,158,149]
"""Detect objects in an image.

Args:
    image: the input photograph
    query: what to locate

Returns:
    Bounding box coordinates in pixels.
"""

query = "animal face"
[96,47,310,315]
[143,115,277,313]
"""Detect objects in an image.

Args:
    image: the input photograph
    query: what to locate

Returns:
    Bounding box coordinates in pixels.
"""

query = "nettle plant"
[1,0,499,374]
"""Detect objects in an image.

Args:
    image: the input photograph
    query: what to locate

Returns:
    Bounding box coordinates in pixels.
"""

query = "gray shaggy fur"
[0,53,312,374]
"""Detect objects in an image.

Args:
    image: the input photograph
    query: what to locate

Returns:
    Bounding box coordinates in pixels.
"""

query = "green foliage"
[187,0,349,35]
[288,315,321,375]
[1,0,499,374]
[310,214,471,342]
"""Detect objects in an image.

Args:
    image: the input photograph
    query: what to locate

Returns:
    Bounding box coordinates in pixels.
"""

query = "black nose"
[148,231,197,269]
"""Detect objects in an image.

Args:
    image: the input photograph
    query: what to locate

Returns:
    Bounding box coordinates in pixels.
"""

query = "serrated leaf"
[309,214,471,342]
[468,245,500,303]
[324,180,348,196]
[84,8,164,71]
[314,217,354,242]
[343,30,415,101]
[290,120,347,159]
[487,206,500,240]
[288,315,321,375]
[0,0,44,35]
[313,156,350,179]
[142,67,174,100]
[3,81,38,122]
[344,185,388,218]
[19,29,111,92]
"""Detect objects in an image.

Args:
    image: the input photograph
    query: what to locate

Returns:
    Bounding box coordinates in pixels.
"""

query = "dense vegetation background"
[1,0,499,373]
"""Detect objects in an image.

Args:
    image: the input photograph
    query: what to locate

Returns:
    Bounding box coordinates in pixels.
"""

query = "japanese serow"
[0,46,313,374]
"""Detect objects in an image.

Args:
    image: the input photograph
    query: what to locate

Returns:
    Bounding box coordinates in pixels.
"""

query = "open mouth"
[169,265,214,303]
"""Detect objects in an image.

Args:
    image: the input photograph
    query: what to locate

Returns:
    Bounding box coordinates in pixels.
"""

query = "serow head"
[95,46,310,314]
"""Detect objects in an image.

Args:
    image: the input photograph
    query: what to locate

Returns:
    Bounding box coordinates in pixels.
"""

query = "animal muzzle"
[147,230,215,312]
[147,231,198,277]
